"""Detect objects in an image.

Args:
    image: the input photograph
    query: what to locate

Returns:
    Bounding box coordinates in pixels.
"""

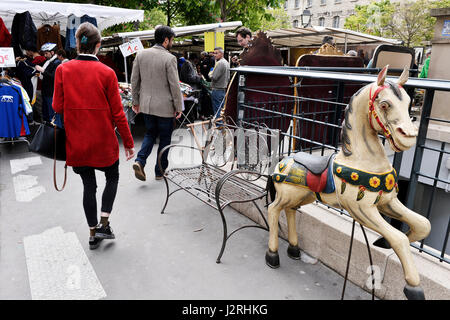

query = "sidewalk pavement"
[0,125,371,300]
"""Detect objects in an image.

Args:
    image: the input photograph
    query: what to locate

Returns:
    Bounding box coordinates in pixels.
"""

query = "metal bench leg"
[161,177,170,214]
[216,204,228,264]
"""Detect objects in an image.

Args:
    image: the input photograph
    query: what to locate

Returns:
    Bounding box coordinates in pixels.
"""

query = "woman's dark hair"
[236,27,252,39]
[75,22,101,54]
[57,49,67,59]
[155,25,175,45]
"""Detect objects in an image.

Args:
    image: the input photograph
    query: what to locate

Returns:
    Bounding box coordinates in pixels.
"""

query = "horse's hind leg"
[347,205,425,299]
[379,198,431,243]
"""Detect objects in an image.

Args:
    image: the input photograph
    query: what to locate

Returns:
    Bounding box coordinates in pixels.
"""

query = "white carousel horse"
[266,66,431,300]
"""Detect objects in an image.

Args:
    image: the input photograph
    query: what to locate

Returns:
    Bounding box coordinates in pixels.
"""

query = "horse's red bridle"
[368,84,392,140]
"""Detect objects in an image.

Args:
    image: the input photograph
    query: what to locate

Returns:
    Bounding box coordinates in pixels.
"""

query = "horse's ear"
[377,65,389,86]
[397,67,409,86]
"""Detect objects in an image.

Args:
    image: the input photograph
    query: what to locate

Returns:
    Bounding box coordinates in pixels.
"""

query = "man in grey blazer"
[131,25,183,181]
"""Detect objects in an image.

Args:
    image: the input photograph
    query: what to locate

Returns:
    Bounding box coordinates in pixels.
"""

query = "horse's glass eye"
[379,102,390,110]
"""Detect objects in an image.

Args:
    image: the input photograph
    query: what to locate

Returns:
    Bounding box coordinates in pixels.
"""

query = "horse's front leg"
[379,197,431,243]
[266,195,282,268]
[345,203,425,299]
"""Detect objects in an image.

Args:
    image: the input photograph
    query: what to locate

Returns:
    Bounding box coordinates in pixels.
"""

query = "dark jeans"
[73,160,119,228]
[41,95,55,123]
[136,114,174,177]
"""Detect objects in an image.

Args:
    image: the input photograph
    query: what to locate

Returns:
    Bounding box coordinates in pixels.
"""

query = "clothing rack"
[0,74,31,147]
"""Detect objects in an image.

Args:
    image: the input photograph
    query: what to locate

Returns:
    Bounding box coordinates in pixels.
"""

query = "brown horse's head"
[369,65,418,152]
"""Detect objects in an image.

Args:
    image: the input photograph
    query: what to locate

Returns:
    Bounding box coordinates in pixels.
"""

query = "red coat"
[53,55,134,167]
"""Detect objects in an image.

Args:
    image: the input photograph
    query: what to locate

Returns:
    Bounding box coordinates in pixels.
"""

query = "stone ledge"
[427,123,450,144]
[230,199,450,300]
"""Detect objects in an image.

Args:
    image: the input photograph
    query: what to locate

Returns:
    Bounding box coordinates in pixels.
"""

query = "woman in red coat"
[53,22,135,250]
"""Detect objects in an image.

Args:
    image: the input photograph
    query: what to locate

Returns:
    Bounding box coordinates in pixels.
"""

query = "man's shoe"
[155,175,164,180]
[89,236,103,250]
[94,223,115,240]
[133,162,146,181]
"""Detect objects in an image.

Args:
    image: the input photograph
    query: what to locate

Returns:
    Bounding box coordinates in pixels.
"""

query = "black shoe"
[89,236,103,250]
[95,223,115,240]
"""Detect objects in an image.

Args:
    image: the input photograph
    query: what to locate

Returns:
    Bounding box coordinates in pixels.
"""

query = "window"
[320,0,326,5]
[319,17,325,26]
[332,16,340,28]
[293,20,299,28]
[295,0,300,8]
[284,0,288,9]
[307,0,313,7]
[335,0,341,3]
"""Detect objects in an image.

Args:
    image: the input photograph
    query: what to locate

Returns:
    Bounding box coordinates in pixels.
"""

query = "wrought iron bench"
[157,120,277,263]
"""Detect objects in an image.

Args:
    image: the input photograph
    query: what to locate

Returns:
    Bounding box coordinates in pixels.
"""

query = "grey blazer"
[131,45,183,118]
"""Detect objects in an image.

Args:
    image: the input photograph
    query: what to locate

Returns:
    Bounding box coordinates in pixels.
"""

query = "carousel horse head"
[366,65,418,152]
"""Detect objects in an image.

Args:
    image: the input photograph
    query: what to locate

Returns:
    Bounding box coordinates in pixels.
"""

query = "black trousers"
[73,160,119,228]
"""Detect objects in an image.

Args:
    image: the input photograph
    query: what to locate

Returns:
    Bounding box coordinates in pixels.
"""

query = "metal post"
[405,89,435,209]
[236,72,246,126]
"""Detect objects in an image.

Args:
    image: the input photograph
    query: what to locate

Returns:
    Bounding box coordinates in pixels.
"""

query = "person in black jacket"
[35,43,61,124]
[180,53,202,122]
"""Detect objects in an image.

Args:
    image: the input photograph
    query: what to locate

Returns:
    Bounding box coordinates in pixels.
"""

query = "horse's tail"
[266,176,276,202]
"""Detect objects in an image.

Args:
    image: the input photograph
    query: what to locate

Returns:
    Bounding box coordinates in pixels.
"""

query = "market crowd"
[1,16,252,249]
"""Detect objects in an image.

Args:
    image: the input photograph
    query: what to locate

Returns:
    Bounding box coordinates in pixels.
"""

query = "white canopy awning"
[0,0,144,35]
[102,21,243,47]
[264,26,401,48]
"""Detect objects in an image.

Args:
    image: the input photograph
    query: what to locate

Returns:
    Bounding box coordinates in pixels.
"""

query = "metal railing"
[232,65,450,263]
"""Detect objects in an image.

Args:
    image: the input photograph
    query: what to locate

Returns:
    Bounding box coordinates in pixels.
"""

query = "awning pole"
[344,34,348,53]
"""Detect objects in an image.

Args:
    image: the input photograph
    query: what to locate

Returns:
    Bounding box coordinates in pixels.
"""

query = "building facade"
[284,0,373,28]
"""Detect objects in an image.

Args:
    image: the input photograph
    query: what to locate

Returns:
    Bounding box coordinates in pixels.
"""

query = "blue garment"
[65,15,98,51]
[136,114,174,176]
[0,84,30,138]
[211,88,226,119]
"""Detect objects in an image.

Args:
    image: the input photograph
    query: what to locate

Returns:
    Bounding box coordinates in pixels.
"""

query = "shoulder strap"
[53,125,67,191]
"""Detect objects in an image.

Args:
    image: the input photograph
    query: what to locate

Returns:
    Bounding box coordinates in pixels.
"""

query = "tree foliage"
[344,0,450,47]
[258,8,291,31]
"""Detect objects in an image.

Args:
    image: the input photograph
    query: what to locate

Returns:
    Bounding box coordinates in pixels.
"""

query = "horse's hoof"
[287,244,301,260]
[265,250,280,269]
[373,237,392,249]
[403,285,425,300]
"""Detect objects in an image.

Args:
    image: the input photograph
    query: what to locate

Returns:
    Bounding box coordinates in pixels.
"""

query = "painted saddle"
[272,153,336,196]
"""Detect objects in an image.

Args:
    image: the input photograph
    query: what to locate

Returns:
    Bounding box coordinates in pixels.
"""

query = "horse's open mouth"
[389,135,404,152]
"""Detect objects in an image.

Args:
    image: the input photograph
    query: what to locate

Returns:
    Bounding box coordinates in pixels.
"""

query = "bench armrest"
[215,169,269,208]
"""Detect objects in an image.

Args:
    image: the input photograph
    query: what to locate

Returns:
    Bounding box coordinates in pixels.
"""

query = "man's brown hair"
[235,27,252,39]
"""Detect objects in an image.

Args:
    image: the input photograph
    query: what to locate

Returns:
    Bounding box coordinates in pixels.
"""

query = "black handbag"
[29,117,67,191]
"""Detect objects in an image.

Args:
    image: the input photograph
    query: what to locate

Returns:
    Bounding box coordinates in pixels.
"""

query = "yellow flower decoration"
[351,172,359,181]
[385,174,395,190]
[276,175,280,181]
[336,167,342,174]
[369,176,381,188]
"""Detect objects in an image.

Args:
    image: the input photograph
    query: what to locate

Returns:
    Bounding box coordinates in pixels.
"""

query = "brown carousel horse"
[266,66,431,300]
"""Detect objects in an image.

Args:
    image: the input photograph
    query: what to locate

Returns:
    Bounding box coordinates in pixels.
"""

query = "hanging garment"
[15,58,37,99]
[7,77,32,115]
[0,82,30,138]
[0,17,11,47]
[65,15,98,51]
[11,12,38,57]
[37,24,63,51]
